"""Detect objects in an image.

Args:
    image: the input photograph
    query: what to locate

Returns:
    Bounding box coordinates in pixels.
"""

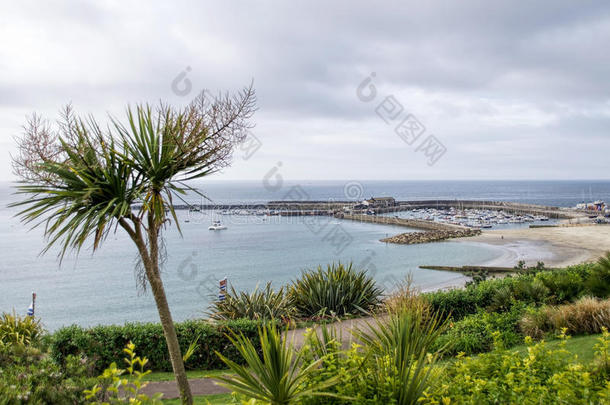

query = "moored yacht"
[208,220,227,230]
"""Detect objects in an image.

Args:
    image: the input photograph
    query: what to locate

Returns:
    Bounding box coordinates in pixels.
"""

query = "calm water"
[1,180,609,331]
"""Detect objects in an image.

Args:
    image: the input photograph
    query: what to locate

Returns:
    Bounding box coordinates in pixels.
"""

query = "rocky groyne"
[381,228,481,245]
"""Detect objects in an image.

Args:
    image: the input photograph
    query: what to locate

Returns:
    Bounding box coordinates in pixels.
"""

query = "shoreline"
[454,224,610,268]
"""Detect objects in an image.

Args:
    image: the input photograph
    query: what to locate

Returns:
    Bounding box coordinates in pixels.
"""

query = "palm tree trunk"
[121,217,193,405]
[146,265,193,405]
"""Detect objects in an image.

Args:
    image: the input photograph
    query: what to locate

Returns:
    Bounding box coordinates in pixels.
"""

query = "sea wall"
[162,199,585,220]
[341,214,469,231]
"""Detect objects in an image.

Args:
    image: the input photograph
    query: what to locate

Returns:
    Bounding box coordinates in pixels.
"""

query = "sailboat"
[208,220,227,230]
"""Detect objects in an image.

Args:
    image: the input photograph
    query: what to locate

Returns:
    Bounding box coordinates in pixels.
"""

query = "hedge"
[423,263,597,321]
[49,318,265,372]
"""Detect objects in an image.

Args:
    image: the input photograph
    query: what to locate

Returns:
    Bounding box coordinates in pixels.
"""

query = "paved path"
[284,315,379,348]
[143,315,382,399]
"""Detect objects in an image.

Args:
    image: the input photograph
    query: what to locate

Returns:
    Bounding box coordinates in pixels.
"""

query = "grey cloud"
[0,0,609,181]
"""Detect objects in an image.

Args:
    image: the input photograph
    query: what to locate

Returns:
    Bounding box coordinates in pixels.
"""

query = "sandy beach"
[457,224,610,267]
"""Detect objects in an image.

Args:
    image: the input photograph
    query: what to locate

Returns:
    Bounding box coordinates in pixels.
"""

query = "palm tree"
[10,86,256,405]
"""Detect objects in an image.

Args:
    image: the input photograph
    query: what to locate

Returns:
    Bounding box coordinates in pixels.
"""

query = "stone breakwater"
[341,214,480,245]
[381,228,482,245]
[341,214,469,232]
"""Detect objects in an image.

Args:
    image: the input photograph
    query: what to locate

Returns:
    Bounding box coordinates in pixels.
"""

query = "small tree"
[10,86,256,405]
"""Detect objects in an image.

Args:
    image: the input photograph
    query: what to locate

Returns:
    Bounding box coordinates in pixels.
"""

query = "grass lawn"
[144,368,230,382]
[511,333,600,364]
[161,393,232,404]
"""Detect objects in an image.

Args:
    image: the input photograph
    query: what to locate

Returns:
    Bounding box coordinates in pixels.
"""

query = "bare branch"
[11,113,63,184]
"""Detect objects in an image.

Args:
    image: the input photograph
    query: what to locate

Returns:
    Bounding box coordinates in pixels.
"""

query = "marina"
[380,207,554,230]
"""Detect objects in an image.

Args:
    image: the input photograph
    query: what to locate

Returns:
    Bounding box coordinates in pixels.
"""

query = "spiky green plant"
[0,311,43,347]
[356,304,448,405]
[214,324,338,404]
[289,262,382,318]
[208,282,296,321]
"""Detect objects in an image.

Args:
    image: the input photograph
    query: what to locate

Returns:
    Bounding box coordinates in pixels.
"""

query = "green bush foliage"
[424,278,500,320]
[215,321,610,405]
[425,264,603,356]
[84,341,163,404]
[586,252,610,298]
[421,331,610,404]
[424,263,596,321]
[510,277,550,305]
[536,270,585,304]
[0,344,94,404]
[434,305,526,356]
[288,262,382,318]
[218,305,447,405]
[50,318,265,372]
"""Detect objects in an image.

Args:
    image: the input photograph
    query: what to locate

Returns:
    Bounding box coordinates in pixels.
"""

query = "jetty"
[340,213,470,231]
[419,265,519,274]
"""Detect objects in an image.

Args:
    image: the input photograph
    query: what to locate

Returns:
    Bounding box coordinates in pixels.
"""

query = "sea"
[1,180,609,331]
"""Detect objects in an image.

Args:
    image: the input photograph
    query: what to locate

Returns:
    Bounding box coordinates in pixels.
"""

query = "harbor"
[3,181,610,331]
[176,198,601,221]
[174,198,610,245]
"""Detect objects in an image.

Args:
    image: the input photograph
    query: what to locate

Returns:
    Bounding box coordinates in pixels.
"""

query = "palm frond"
[215,324,339,404]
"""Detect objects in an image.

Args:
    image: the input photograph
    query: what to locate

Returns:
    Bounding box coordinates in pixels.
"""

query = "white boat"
[208,220,227,230]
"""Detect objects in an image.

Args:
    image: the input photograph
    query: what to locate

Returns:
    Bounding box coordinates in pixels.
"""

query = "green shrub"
[0,311,43,347]
[50,318,265,372]
[424,264,596,322]
[297,306,447,405]
[84,341,163,404]
[511,277,550,305]
[289,262,382,318]
[299,325,357,405]
[535,269,585,304]
[421,331,610,404]
[586,253,610,298]
[434,305,526,356]
[208,282,296,321]
[424,279,500,321]
[488,285,515,312]
[0,344,94,403]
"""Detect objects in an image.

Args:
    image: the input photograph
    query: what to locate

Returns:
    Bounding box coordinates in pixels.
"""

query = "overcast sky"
[1,1,609,182]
